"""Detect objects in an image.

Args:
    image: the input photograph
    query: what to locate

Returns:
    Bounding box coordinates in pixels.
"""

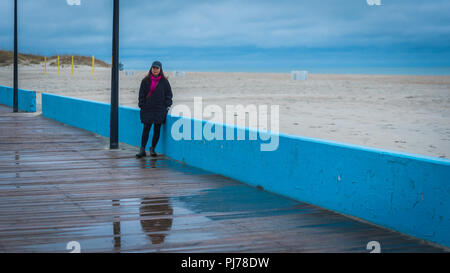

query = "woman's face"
[151,66,160,76]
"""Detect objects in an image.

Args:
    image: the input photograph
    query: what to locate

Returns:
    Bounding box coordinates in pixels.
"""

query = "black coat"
[138,76,173,124]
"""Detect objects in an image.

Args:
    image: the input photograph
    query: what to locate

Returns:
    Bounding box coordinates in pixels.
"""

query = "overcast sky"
[1,0,450,73]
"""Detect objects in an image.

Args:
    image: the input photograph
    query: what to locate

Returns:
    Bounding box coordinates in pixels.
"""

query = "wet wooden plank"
[0,105,447,253]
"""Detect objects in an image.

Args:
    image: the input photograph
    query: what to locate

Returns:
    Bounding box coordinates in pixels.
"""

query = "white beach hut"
[291,70,308,80]
[173,71,186,77]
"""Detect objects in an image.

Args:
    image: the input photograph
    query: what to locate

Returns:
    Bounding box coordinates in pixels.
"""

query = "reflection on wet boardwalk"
[0,105,445,253]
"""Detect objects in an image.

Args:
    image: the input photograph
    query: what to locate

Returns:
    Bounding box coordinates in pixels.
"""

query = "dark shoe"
[150,147,157,157]
[136,147,146,158]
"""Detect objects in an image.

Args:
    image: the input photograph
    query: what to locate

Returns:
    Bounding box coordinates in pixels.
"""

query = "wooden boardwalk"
[0,105,446,253]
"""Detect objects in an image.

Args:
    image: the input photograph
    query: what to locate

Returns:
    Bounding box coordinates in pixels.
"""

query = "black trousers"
[141,123,162,149]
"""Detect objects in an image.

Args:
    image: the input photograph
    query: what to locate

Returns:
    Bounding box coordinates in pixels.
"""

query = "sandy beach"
[0,64,449,159]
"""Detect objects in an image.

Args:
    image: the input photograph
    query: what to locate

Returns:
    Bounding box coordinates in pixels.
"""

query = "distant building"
[291,70,308,80]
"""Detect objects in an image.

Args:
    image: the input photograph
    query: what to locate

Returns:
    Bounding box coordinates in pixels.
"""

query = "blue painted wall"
[42,93,147,148]
[42,93,450,248]
[0,85,36,112]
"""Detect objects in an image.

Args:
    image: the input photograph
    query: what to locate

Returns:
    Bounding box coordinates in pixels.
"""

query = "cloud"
[118,0,450,48]
[1,0,449,70]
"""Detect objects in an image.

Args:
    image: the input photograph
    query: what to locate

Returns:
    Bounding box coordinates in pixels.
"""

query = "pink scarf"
[147,74,162,98]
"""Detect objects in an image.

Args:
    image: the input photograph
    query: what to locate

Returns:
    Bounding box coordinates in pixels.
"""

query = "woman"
[136,61,173,158]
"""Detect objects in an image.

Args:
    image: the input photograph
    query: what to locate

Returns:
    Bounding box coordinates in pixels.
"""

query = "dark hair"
[144,65,168,81]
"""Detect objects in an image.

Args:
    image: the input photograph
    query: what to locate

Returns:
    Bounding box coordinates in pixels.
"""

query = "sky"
[1,0,450,74]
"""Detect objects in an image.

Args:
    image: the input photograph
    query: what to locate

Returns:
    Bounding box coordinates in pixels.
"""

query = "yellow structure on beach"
[40,54,110,76]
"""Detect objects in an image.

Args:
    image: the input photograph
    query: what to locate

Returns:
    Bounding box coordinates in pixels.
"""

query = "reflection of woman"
[136,61,173,158]
[139,197,173,245]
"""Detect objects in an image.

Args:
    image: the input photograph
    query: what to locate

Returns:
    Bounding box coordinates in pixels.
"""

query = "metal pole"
[13,0,18,113]
[110,0,119,149]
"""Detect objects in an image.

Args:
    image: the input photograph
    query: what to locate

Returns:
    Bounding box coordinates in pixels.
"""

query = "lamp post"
[13,0,18,113]
[110,0,119,149]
